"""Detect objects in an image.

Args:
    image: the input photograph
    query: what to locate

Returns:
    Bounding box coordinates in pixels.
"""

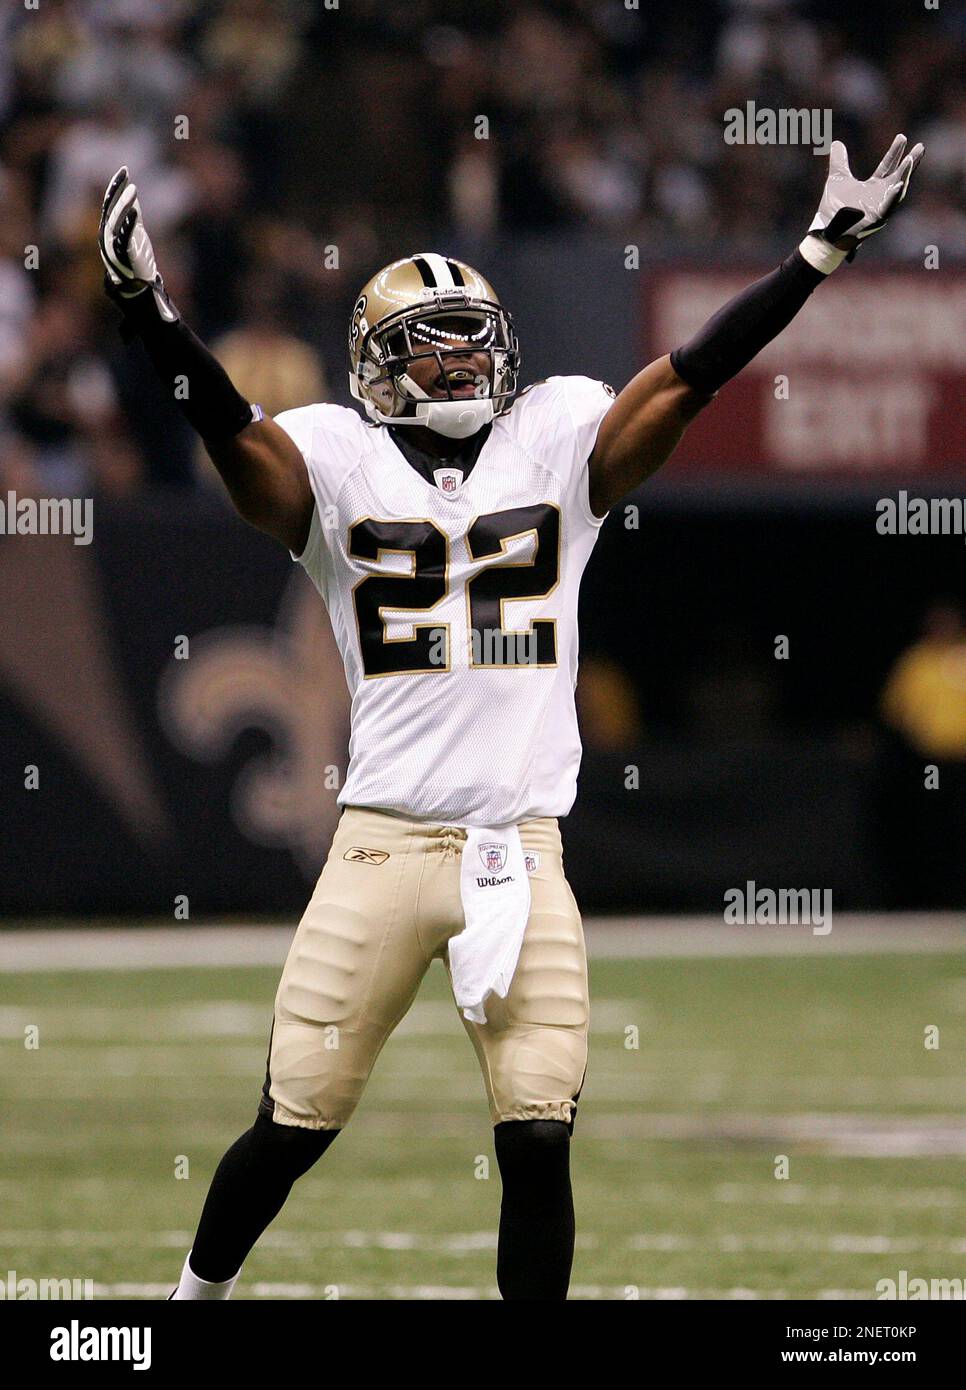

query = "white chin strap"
[415,397,494,438]
[350,370,495,439]
[395,370,494,438]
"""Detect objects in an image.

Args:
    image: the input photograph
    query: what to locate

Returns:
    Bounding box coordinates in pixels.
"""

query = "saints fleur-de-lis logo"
[158,571,349,877]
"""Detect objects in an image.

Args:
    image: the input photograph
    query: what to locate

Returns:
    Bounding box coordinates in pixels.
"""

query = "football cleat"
[347,253,520,438]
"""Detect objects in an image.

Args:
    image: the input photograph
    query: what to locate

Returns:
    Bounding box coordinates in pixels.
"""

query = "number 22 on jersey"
[348,503,560,676]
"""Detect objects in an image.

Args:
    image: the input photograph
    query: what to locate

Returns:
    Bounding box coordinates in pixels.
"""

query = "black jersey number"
[350,505,560,677]
[465,504,559,667]
[349,518,449,677]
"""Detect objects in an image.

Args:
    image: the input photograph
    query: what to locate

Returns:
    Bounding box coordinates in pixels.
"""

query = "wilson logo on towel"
[344,847,390,865]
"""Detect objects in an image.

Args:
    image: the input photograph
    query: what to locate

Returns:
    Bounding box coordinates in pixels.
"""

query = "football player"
[99,134,922,1300]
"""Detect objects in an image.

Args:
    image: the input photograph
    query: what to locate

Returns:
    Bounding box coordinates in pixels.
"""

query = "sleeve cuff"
[798,234,848,276]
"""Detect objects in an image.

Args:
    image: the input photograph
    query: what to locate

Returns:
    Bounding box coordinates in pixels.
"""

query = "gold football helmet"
[348,253,520,438]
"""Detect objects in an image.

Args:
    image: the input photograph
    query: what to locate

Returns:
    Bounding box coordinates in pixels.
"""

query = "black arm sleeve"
[115,286,255,444]
[669,248,826,396]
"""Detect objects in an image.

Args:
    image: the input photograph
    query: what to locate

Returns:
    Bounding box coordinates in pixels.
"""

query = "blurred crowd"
[0,0,963,494]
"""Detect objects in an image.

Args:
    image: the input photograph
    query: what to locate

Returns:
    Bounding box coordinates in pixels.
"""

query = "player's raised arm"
[98,167,314,553]
[588,134,924,517]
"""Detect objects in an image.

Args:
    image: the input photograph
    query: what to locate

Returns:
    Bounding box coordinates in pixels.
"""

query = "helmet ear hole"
[370,378,398,415]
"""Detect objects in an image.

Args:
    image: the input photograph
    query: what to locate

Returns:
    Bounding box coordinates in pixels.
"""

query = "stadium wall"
[1,490,961,917]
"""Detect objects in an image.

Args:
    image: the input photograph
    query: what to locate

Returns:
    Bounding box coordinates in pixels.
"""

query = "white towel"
[450,825,531,1025]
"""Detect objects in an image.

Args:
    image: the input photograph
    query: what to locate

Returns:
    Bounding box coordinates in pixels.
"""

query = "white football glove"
[99,166,178,322]
[808,134,924,255]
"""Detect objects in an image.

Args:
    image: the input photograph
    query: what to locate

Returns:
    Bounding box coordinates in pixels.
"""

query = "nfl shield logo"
[434,467,462,495]
[480,842,507,873]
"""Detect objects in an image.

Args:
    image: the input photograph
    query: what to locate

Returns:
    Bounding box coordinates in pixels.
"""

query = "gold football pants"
[260,807,589,1129]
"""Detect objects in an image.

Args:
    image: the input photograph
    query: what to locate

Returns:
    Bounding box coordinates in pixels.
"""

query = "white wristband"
[798,234,848,276]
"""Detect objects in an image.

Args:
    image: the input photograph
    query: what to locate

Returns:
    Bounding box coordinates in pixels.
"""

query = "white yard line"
[711,1184,962,1208]
[81,1282,861,1300]
[3,1176,956,1207]
[2,1109,963,1156]
[1,914,964,972]
[4,1229,964,1255]
[0,998,649,1037]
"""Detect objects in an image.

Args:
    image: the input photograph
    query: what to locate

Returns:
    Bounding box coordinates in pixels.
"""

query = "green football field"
[2,931,965,1299]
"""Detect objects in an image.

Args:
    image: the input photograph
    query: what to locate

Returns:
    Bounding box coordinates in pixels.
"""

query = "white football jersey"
[275,375,614,827]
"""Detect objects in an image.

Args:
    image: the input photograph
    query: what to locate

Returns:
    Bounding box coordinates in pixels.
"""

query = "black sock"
[189,1112,339,1282]
[494,1119,574,1300]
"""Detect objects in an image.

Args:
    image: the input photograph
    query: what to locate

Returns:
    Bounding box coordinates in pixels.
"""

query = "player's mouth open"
[435,367,480,397]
